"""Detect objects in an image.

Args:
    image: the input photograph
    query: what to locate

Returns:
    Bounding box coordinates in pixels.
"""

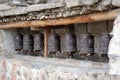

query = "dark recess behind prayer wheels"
[62,33,77,53]
[48,33,60,54]
[34,33,44,51]
[79,33,94,54]
[14,33,23,51]
[99,32,111,54]
[23,34,33,51]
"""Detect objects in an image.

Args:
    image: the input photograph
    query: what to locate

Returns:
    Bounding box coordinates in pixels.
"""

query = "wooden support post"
[44,28,50,57]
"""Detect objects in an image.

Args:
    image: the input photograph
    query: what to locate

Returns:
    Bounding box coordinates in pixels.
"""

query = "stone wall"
[0,29,17,55]
[0,21,113,56]
[0,21,116,80]
[0,0,118,25]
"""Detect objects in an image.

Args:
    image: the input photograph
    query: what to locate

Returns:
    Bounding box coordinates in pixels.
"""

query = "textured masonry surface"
[0,21,116,79]
[0,54,119,80]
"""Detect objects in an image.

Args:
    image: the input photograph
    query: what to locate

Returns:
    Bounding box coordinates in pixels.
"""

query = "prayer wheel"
[34,33,44,51]
[79,33,94,56]
[23,34,33,51]
[14,33,23,51]
[62,33,77,53]
[98,21,110,61]
[48,33,60,54]
[99,32,110,54]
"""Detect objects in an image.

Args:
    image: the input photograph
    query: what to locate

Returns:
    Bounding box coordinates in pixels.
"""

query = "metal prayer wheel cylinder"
[62,33,77,53]
[23,34,33,51]
[79,33,94,54]
[14,34,23,51]
[48,33,60,53]
[99,32,110,54]
[34,33,44,51]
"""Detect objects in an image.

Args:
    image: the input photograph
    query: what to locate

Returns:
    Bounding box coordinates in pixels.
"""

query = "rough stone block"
[0,29,16,55]
[65,0,99,7]
[0,4,12,11]
[0,7,27,17]
[27,2,65,12]
[112,0,120,7]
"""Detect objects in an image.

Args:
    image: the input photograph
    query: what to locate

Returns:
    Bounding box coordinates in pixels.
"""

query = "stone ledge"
[0,54,109,69]
[65,0,99,7]
[27,2,65,12]
[0,0,118,18]
[0,54,118,80]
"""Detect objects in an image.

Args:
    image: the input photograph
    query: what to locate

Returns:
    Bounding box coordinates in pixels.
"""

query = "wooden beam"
[0,9,120,29]
[44,28,50,57]
[0,21,30,29]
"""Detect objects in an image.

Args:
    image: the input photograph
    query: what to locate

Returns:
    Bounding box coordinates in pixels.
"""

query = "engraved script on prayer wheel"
[34,33,44,51]
[23,34,33,51]
[99,32,110,54]
[14,34,23,51]
[48,33,60,54]
[79,33,94,54]
[62,33,77,53]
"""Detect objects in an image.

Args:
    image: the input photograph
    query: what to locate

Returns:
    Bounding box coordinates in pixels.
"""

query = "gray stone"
[0,7,27,17]
[112,0,120,7]
[0,29,16,55]
[95,0,111,11]
[65,0,99,7]
[27,2,65,12]
[0,0,119,18]
[47,0,65,3]
[99,0,111,6]
[0,3,12,11]
[26,0,47,4]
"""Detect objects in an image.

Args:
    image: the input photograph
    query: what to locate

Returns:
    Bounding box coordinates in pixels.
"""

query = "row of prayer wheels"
[48,32,110,58]
[14,31,111,58]
[14,33,44,55]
